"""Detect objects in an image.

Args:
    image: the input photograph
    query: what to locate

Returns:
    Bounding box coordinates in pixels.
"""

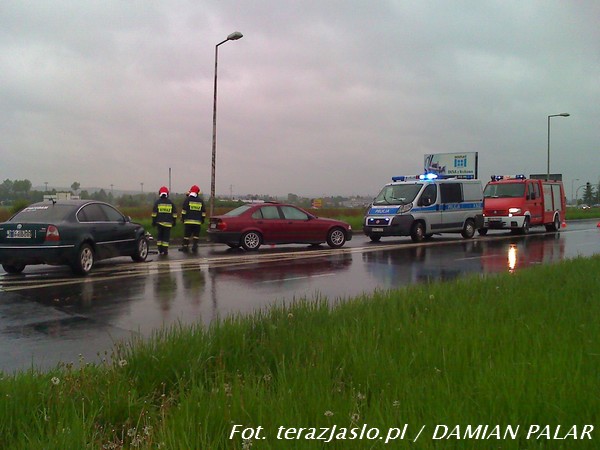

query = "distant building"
[44,192,79,201]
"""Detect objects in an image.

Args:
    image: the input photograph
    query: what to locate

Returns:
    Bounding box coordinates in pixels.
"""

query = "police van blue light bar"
[419,173,438,180]
[391,176,406,182]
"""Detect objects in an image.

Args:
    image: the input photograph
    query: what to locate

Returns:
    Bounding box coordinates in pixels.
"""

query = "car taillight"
[45,225,60,241]
[217,220,227,231]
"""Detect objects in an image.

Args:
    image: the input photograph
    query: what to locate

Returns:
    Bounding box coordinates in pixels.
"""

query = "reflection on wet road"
[1,220,599,372]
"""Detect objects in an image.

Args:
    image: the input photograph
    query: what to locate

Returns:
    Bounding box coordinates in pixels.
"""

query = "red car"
[207,202,352,251]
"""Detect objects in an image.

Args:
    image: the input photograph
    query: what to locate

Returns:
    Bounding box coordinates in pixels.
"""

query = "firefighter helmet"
[159,186,169,197]
[189,185,200,195]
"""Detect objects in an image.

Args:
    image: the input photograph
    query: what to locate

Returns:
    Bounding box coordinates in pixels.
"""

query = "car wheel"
[326,227,346,248]
[369,235,381,242]
[461,219,476,239]
[241,231,262,251]
[131,236,149,262]
[478,228,488,236]
[410,222,425,243]
[2,263,25,274]
[72,243,95,275]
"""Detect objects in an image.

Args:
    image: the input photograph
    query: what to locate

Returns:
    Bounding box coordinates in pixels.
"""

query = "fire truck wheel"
[545,214,560,232]
[461,219,476,239]
[521,217,530,234]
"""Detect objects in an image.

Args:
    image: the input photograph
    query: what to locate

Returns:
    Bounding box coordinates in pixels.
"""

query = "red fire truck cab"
[480,175,566,235]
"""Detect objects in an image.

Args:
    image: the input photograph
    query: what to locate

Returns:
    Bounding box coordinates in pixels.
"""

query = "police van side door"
[439,182,464,230]
[417,183,442,232]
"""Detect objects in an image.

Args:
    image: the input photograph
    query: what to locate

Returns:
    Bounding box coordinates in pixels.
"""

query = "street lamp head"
[227,31,243,41]
[549,112,570,118]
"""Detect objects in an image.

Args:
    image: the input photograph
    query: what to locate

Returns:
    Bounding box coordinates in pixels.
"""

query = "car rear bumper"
[0,244,76,266]
[206,231,242,245]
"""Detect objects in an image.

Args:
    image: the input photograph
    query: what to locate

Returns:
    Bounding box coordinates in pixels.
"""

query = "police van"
[363,174,484,242]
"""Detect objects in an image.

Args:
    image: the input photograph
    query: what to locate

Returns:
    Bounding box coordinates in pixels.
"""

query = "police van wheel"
[410,222,425,243]
[369,235,381,242]
[461,219,476,239]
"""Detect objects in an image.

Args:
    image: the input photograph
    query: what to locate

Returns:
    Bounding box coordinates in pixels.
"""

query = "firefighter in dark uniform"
[179,185,206,253]
[151,186,177,255]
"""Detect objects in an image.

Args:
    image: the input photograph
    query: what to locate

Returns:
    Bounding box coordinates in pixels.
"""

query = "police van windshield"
[484,183,525,198]
[374,184,422,205]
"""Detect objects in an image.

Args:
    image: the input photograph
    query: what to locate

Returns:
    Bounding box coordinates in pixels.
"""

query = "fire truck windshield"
[484,183,525,198]
[374,184,422,205]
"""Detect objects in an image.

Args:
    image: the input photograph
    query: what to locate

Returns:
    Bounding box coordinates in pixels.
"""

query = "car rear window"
[224,205,253,217]
[9,204,73,223]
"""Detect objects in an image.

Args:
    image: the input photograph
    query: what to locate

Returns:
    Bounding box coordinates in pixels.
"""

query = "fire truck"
[480,175,566,235]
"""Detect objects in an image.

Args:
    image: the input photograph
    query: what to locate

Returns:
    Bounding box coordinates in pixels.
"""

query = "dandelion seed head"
[324,410,334,417]
[118,359,128,367]
[51,377,60,385]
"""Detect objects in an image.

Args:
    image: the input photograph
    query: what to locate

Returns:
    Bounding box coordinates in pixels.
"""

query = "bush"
[10,199,30,216]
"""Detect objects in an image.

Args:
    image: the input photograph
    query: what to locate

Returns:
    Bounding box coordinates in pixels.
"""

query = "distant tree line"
[0,178,372,209]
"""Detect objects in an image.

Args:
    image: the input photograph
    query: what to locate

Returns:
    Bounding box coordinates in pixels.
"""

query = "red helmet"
[159,186,169,197]
[189,185,200,194]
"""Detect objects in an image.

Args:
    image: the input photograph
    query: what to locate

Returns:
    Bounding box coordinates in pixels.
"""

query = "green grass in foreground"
[1,257,599,449]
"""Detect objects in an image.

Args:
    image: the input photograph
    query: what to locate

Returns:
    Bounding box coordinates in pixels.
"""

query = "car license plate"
[7,229,32,239]
[372,227,384,232]
[210,223,217,229]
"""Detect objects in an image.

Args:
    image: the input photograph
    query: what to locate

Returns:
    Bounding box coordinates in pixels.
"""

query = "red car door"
[252,205,286,243]
[279,205,323,243]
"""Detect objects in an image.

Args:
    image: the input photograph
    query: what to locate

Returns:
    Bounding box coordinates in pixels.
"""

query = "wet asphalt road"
[1,219,599,373]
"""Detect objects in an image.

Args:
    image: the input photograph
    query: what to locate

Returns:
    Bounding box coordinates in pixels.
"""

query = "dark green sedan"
[0,200,149,275]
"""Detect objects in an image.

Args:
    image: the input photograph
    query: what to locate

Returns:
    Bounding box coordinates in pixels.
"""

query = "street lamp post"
[547,113,570,181]
[575,184,587,206]
[571,178,579,206]
[210,31,243,217]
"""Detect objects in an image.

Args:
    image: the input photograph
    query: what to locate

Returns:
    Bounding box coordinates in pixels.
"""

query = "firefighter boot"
[179,237,190,253]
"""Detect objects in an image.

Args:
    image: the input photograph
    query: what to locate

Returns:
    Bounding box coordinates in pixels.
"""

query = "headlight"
[508,208,521,215]
[399,202,413,213]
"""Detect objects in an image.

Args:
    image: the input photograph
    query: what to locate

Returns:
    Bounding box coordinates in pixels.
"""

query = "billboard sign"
[424,152,478,178]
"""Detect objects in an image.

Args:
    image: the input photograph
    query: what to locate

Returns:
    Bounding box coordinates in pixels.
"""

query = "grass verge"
[1,256,599,448]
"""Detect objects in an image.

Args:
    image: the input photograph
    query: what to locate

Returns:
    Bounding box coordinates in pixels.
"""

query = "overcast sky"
[1,1,598,199]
